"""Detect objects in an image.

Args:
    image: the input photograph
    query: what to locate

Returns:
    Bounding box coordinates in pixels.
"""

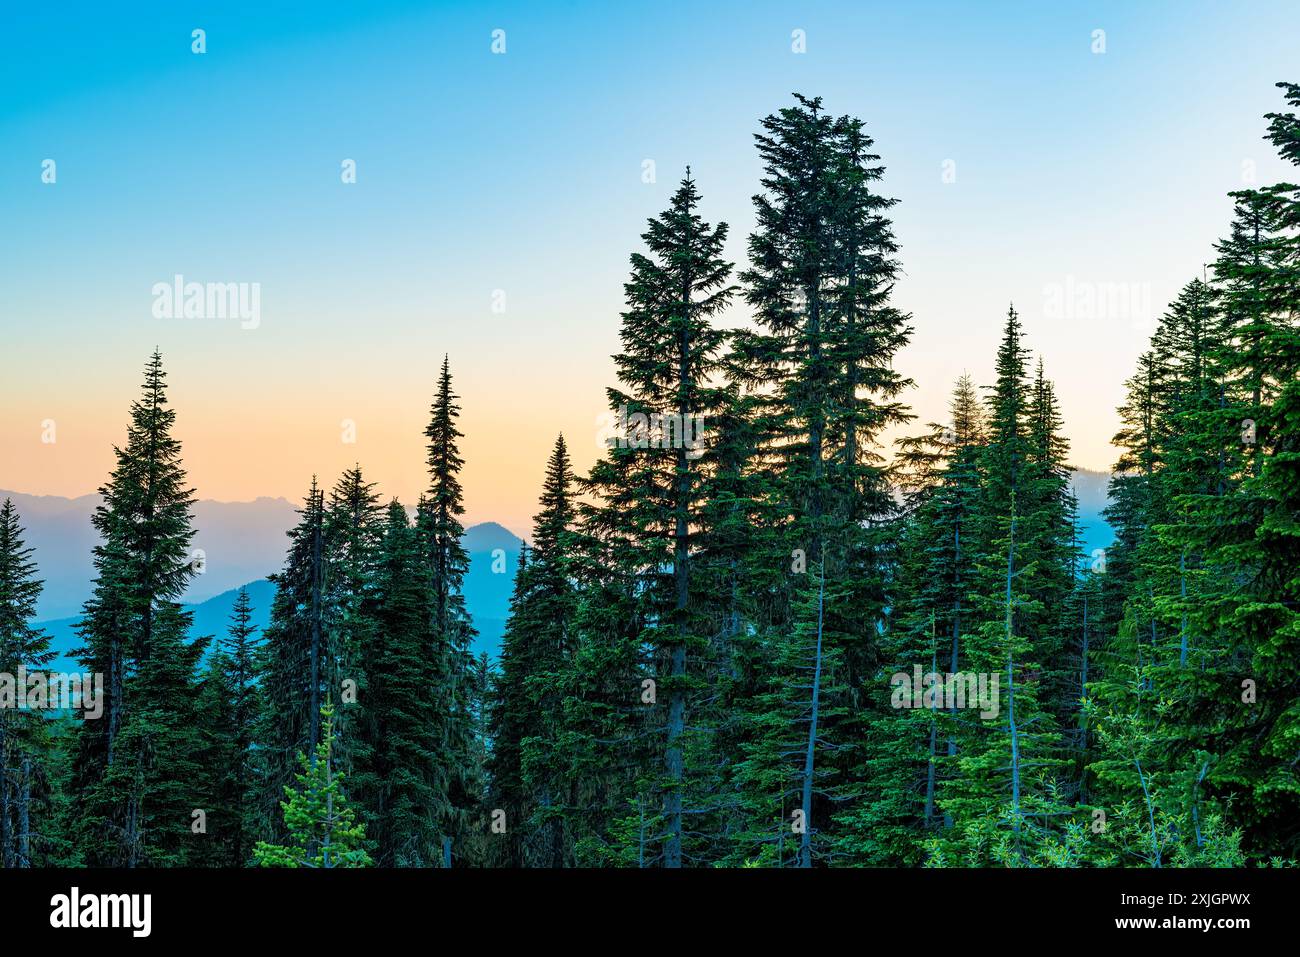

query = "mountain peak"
[464,521,524,553]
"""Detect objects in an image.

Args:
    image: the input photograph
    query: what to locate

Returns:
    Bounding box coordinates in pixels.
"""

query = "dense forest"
[1,83,1297,869]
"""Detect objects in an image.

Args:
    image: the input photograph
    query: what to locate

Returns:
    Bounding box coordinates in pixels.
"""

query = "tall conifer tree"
[731,96,913,865]
[488,436,579,866]
[70,351,208,866]
[255,481,327,843]
[0,500,56,867]
[419,357,482,865]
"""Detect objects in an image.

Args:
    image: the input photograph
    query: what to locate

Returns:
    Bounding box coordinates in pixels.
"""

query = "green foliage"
[0,499,57,867]
[21,82,1300,870]
[67,352,210,867]
[254,701,371,868]
[488,436,580,866]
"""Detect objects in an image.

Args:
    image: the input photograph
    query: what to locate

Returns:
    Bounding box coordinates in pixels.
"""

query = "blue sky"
[2,1,1298,531]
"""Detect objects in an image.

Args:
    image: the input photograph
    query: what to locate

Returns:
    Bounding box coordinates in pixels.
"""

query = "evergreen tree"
[487,545,531,866]
[488,435,579,866]
[1085,82,1300,864]
[557,172,736,867]
[930,309,1076,866]
[729,94,913,866]
[19,81,1300,872]
[837,375,986,863]
[354,500,441,865]
[193,648,237,866]
[69,351,209,867]
[254,700,372,868]
[255,481,327,843]
[322,466,383,780]
[419,356,482,865]
[0,499,56,867]
[616,172,734,867]
[686,388,780,863]
[1190,81,1300,857]
[196,589,261,866]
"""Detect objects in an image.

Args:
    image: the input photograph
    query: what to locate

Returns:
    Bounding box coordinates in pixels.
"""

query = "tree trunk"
[1079,591,1091,803]
[1005,509,1023,860]
[924,635,938,828]
[17,756,31,867]
[945,521,961,828]
[799,556,826,868]
[1178,550,1189,667]
[1134,758,1161,867]
[664,275,693,868]
[309,491,323,754]
[125,752,144,868]
[1192,760,1210,849]
[107,637,122,767]
[0,715,9,868]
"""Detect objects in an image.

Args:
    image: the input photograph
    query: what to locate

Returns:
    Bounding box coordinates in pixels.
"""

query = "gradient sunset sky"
[3,1,1298,535]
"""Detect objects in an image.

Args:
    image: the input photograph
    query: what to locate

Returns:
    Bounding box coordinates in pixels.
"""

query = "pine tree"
[1189,81,1300,857]
[254,700,372,868]
[618,172,735,867]
[0,499,56,867]
[322,466,383,780]
[189,590,262,866]
[487,435,579,866]
[555,173,737,867]
[353,500,441,865]
[69,351,209,867]
[255,481,327,843]
[836,375,986,863]
[729,94,913,866]
[553,493,656,866]
[929,309,1077,866]
[198,588,261,866]
[1085,79,1300,862]
[487,545,531,866]
[193,648,237,866]
[1023,359,1082,745]
[419,356,482,865]
[686,388,779,863]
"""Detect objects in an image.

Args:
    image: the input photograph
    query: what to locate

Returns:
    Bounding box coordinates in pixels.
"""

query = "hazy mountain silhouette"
[15,476,1109,670]
[3,489,300,620]
[10,491,524,665]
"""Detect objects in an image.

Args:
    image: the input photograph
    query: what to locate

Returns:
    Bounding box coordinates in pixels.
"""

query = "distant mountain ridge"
[5,490,523,665]
[2,489,302,620]
[11,474,1110,669]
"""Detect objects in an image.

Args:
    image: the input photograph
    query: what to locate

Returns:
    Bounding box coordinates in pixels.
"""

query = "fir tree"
[322,466,383,780]
[0,499,56,867]
[838,375,986,863]
[255,481,327,843]
[557,173,736,867]
[69,351,209,867]
[931,310,1075,865]
[488,435,579,866]
[254,700,372,868]
[197,588,261,866]
[354,500,441,865]
[193,649,237,866]
[730,94,913,866]
[419,356,482,865]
